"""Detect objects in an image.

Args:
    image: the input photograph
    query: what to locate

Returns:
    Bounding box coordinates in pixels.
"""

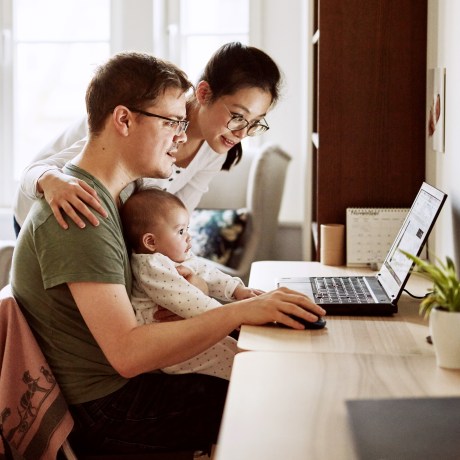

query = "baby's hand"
[154,306,183,322]
[176,265,209,296]
[233,286,265,300]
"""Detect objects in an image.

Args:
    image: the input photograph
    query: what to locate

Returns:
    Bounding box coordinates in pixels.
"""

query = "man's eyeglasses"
[224,105,269,137]
[128,108,189,136]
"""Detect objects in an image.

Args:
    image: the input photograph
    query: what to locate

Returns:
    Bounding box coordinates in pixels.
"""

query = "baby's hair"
[120,187,187,253]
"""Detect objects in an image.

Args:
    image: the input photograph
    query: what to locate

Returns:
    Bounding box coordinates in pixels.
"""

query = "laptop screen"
[377,182,447,301]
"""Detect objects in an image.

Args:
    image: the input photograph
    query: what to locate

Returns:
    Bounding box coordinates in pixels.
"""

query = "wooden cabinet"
[311,0,427,260]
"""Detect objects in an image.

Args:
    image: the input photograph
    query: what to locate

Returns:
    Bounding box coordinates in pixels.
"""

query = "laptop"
[277,182,447,315]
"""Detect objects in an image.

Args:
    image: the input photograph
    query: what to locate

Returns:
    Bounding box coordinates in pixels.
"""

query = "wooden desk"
[238,261,433,356]
[215,261,455,459]
[215,351,460,460]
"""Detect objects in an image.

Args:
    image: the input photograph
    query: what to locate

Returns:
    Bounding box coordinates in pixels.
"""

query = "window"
[0,0,110,205]
[167,0,252,150]
[172,0,249,83]
[0,0,250,207]
[13,0,110,176]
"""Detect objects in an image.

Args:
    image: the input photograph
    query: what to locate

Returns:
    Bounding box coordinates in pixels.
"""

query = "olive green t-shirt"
[11,164,132,404]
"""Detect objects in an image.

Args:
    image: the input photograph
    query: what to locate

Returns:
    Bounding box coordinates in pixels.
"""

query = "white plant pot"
[429,307,460,369]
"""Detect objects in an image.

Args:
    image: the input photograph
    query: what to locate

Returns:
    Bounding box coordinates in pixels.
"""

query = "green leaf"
[399,250,460,315]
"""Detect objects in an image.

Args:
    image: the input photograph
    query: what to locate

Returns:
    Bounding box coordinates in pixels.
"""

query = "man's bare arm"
[68,282,325,377]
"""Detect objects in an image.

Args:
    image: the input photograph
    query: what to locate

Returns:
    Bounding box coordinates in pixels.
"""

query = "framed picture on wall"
[427,68,446,153]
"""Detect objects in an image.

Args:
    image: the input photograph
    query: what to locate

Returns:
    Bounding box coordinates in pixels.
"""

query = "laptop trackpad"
[277,277,314,299]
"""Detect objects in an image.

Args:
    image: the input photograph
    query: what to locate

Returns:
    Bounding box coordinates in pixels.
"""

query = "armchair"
[0,284,195,460]
[0,241,14,290]
[190,143,291,283]
[0,285,74,459]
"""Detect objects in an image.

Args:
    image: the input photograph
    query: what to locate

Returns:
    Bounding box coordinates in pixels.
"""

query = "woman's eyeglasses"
[224,105,269,137]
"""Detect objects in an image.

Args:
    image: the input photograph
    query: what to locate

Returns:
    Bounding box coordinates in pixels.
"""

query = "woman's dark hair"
[194,42,283,170]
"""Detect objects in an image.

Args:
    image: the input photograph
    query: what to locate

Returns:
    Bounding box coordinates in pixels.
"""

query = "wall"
[256,0,309,230]
[426,0,460,266]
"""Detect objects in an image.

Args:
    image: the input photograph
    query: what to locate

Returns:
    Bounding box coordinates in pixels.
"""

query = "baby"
[120,187,263,380]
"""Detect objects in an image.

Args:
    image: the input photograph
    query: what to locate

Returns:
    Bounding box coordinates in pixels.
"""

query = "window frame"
[0,0,14,206]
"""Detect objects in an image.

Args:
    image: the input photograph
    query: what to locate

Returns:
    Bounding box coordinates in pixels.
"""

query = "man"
[11,52,325,455]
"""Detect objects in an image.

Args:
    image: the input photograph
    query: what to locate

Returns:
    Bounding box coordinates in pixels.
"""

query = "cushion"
[189,208,248,267]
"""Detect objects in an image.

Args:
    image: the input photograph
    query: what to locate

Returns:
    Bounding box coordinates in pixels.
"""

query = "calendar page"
[346,208,409,268]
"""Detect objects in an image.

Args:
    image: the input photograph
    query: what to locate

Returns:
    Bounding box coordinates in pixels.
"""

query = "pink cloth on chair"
[0,285,74,459]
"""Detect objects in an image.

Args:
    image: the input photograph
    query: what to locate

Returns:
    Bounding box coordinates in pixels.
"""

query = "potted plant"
[401,250,460,369]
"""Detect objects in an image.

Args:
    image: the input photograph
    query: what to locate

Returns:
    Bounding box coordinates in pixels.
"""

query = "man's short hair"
[86,52,193,134]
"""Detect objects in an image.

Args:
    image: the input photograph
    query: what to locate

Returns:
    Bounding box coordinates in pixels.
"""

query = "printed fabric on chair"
[0,285,74,460]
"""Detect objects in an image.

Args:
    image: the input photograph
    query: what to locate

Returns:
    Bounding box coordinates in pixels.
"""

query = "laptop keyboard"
[312,277,376,304]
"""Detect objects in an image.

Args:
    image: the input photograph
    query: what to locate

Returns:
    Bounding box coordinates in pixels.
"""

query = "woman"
[14,42,282,233]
